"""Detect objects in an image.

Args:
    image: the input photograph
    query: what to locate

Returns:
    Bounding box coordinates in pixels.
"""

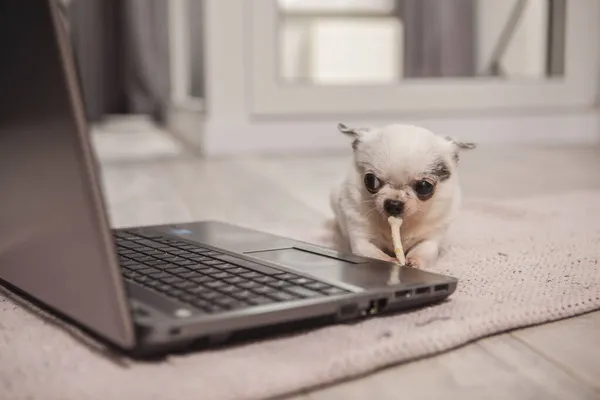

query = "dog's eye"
[414,180,434,198]
[364,173,382,193]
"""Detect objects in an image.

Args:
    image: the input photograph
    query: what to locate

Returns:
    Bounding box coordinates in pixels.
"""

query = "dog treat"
[387,264,401,285]
[387,216,406,265]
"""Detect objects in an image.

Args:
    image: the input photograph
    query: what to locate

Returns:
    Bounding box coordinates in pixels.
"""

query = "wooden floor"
[94,119,600,400]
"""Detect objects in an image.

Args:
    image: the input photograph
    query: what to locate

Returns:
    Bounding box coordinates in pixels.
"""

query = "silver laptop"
[0,0,457,357]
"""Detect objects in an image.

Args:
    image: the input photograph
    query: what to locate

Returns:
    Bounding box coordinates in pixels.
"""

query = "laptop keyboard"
[113,230,350,314]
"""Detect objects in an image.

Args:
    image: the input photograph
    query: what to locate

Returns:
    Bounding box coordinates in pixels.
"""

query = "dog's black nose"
[384,199,404,216]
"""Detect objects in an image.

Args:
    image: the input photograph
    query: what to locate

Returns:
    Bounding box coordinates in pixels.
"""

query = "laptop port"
[395,289,412,299]
[376,298,388,311]
[366,298,388,315]
[434,284,449,293]
[415,287,431,295]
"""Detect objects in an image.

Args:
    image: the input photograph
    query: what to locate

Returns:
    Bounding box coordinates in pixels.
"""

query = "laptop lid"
[0,0,135,348]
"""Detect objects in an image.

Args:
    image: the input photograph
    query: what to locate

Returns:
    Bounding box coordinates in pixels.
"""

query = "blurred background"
[57,0,597,154]
[53,0,600,234]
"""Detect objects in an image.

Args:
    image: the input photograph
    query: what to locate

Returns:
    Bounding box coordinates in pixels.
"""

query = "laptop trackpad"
[246,248,445,289]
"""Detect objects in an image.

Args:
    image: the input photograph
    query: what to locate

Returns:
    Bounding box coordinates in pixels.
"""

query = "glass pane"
[277,0,565,85]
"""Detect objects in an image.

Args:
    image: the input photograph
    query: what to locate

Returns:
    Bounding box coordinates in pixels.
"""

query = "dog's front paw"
[406,256,423,268]
[405,240,440,269]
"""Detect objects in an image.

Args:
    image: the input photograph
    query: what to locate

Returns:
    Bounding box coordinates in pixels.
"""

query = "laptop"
[0,0,457,358]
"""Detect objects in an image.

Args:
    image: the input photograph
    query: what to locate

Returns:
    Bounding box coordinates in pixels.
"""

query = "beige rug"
[2,191,600,400]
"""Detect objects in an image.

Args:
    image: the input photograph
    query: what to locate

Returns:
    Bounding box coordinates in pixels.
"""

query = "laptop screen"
[0,0,134,348]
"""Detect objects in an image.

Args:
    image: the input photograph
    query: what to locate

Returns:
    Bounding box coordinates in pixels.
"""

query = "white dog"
[330,123,474,269]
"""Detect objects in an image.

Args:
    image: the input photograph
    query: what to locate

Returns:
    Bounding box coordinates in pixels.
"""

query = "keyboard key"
[178,270,199,278]
[125,263,146,271]
[134,275,150,283]
[289,277,312,285]
[170,249,192,257]
[285,286,323,298]
[178,251,197,258]
[216,297,248,310]
[140,250,164,257]
[211,272,232,279]
[160,275,184,284]
[155,283,171,292]
[163,256,183,262]
[189,256,210,262]
[197,267,219,274]
[218,285,237,294]
[322,287,348,296]
[233,290,254,300]
[240,271,261,279]
[254,276,276,284]
[174,281,196,290]
[133,239,161,247]
[205,281,226,289]
[226,267,247,274]
[218,263,240,270]
[137,267,160,274]
[199,290,220,300]
[179,293,198,303]
[174,260,196,267]
[142,260,165,267]
[202,259,224,266]
[190,248,211,254]
[145,279,161,288]
[268,280,291,289]
[151,263,175,270]
[238,281,260,290]
[192,299,211,309]
[212,254,283,275]
[171,267,191,274]
[177,244,198,249]
[122,270,136,278]
[306,282,329,291]
[187,285,211,294]
[132,256,155,263]
[224,276,244,284]
[253,285,276,295]
[136,232,164,240]
[248,296,275,306]
[118,241,138,249]
[147,271,173,280]
[269,292,297,302]
[191,276,214,284]
[276,273,297,280]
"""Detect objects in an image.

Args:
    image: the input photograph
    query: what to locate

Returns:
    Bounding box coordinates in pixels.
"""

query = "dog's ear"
[338,123,369,150]
[444,136,476,163]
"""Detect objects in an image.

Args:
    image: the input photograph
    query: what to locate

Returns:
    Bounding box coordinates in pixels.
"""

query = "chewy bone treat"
[387,216,406,265]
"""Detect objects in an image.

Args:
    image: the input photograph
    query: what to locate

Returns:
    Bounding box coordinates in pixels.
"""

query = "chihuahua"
[330,123,475,268]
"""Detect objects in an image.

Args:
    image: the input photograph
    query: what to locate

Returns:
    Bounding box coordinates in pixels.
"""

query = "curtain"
[123,0,171,122]
[66,0,170,123]
[189,0,205,98]
[400,0,476,78]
